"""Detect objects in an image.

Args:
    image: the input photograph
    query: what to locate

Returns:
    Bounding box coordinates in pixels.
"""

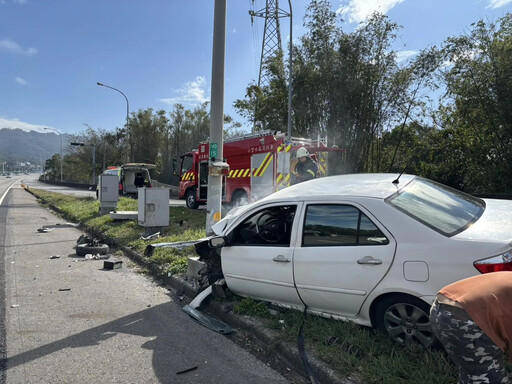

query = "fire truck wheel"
[232,191,248,207]
[186,189,199,209]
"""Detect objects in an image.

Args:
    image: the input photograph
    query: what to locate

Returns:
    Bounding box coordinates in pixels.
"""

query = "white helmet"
[296,147,309,158]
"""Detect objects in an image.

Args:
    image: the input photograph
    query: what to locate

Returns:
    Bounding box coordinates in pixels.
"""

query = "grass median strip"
[28,188,458,384]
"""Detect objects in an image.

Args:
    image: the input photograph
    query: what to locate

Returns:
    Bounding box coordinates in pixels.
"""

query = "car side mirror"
[208,236,226,248]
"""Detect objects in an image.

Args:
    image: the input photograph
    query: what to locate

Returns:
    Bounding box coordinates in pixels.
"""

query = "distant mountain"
[0,128,69,165]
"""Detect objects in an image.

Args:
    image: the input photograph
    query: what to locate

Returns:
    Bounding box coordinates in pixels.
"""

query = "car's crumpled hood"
[454,198,512,242]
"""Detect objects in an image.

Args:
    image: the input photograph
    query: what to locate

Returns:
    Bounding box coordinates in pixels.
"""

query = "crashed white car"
[206,173,512,347]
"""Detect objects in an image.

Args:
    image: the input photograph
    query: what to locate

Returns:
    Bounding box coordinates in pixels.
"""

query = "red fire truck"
[177,130,345,209]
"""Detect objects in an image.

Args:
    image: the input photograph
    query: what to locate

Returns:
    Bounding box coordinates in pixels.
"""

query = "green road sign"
[210,143,218,159]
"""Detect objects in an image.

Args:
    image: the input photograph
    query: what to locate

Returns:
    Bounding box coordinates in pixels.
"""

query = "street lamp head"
[97,82,104,86]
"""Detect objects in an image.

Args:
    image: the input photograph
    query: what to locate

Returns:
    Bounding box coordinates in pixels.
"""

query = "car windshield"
[386,178,485,237]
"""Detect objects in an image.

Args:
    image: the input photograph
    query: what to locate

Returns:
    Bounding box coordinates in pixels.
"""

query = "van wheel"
[186,189,199,209]
[373,294,438,348]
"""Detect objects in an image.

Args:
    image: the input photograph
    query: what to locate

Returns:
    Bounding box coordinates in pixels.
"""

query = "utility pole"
[249,0,292,138]
[205,0,227,235]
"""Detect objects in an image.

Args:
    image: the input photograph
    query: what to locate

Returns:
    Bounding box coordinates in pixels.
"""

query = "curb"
[23,187,355,384]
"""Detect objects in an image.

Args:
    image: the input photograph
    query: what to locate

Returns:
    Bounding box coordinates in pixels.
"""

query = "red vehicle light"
[474,252,512,274]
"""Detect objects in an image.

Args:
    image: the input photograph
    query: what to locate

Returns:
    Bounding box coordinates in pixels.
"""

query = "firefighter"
[291,147,318,185]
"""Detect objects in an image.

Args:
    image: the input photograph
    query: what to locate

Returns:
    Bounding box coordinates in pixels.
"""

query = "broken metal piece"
[182,285,234,335]
[49,255,61,259]
[37,227,54,233]
[140,232,160,241]
[182,305,234,335]
[176,365,198,375]
[189,286,213,309]
[144,238,208,257]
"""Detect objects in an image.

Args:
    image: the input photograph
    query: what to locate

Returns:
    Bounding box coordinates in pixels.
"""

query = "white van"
[96,163,156,198]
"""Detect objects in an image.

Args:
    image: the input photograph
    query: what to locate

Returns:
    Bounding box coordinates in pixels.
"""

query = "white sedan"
[206,173,512,347]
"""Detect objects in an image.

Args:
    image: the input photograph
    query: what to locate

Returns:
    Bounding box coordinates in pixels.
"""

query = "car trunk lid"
[453,198,512,242]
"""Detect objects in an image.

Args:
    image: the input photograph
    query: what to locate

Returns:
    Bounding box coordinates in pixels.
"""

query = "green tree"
[438,14,512,193]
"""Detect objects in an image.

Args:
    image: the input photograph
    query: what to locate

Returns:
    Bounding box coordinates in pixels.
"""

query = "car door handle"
[273,255,291,263]
[357,256,383,265]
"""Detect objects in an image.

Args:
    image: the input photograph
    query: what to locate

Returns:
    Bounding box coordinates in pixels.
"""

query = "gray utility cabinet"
[138,188,169,228]
[99,174,119,215]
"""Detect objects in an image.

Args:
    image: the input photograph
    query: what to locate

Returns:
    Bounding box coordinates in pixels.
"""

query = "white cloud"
[160,76,210,106]
[486,0,512,8]
[0,38,38,56]
[0,0,27,4]
[396,50,418,63]
[337,0,406,23]
[0,117,49,132]
[15,76,29,86]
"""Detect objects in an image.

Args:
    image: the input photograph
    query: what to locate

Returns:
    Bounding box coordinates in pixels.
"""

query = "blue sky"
[1,0,511,136]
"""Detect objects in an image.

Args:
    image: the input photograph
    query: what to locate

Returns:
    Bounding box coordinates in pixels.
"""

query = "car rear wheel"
[186,189,199,209]
[373,294,438,348]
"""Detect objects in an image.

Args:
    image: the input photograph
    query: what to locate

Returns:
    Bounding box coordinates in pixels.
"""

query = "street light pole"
[96,82,131,162]
[43,127,63,182]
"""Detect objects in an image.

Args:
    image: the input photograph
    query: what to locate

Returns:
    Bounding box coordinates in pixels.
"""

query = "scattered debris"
[37,227,54,233]
[58,288,71,291]
[212,279,227,299]
[104,259,122,270]
[49,255,61,259]
[10,304,19,308]
[176,366,198,375]
[182,284,235,335]
[75,235,109,257]
[140,232,160,241]
[38,223,78,233]
[144,239,208,257]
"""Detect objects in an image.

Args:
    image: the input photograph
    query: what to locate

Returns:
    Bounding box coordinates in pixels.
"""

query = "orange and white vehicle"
[177,130,345,209]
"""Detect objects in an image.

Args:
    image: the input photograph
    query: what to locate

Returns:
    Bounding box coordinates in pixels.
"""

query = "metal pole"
[206,0,226,235]
[92,144,96,185]
[96,82,131,161]
[287,0,293,142]
[60,134,63,182]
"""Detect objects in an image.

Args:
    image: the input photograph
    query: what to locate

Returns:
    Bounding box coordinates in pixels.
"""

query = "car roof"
[121,163,156,170]
[261,173,415,202]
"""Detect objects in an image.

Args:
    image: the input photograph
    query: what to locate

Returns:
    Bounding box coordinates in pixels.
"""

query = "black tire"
[373,294,438,348]
[231,190,248,207]
[76,243,109,256]
[185,189,199,209]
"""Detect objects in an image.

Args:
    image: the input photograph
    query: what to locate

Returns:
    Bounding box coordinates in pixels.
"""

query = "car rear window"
[386,178,485,237]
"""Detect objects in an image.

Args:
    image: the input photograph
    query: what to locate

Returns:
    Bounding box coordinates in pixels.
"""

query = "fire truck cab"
[177,130,345,209]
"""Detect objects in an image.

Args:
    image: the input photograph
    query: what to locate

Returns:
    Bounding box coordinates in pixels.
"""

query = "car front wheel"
[373,294,437,348]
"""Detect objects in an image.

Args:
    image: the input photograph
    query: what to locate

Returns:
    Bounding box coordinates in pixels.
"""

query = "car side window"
[302,204,389,247]
[227,205,297,247]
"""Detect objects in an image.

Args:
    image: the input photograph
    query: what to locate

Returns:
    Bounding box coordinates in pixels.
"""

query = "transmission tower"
[249,0,291,89]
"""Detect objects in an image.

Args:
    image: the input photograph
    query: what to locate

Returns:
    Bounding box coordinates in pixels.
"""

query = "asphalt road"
[0,179,292,383]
